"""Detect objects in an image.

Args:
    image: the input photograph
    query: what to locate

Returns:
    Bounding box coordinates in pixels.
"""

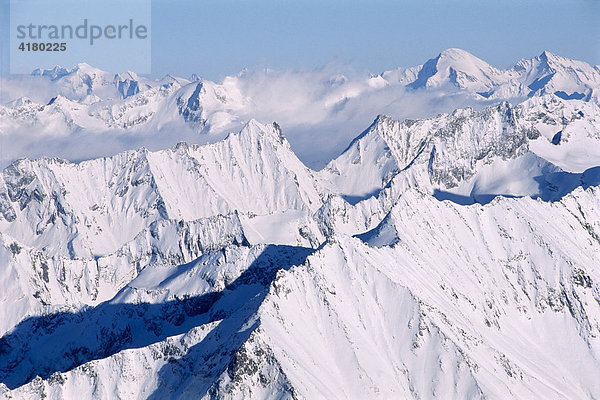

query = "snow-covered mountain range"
[2,48,600,168]
[1,50,600,399]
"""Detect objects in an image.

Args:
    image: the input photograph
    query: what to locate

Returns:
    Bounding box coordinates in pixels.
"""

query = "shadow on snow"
[0,244,314,391]
[434,166,600,205]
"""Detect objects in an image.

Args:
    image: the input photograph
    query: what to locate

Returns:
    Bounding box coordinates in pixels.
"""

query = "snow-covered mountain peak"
[114,71,139,81]
[318,114,402,202]
[512,52,553,77]
[173,78,250,132]
[438,47,484,62]
[216,119,295,158]
[31,65,70,80]
[408,48,503,91]
[538,50,560,65]
[510,51,600,100]
[160,74,189,86]
[71,62,104,74]
[211,119,320,190]
[5,97,33,108]
[236,119,286,143]
[59,63,115,89]
[112,71,144,99]
[319,96,600,208]
[378,49,600,102]
[341,113,398,145]
[25,63,161,103]
[46,94,72,106]
[532,50,593,73]
[238,117,266,134]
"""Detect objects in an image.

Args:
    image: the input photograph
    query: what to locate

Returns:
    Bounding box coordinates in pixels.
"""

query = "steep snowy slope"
[0,213,248,335]
[0,120,323,258]
[3,187,600,399]
[0,243,315,397]
[0,151,169,258]
[0,119,326,340]
[2,177,600,397]
[320,96,600,209]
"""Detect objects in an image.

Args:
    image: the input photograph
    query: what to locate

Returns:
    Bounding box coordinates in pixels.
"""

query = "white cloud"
[0,63,507,170]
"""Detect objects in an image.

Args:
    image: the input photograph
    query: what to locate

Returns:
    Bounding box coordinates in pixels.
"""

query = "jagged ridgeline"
[1,56,600,398]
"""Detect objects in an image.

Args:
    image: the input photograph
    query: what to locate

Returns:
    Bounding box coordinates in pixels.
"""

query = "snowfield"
[1,49,600,399]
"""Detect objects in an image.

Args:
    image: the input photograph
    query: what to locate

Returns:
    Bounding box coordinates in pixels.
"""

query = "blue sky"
[150,0,600,80]
[6,0,151,74]
[1,0,599,79]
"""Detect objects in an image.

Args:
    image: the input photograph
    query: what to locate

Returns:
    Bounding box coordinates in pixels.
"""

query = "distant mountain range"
[2,49,599,141]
